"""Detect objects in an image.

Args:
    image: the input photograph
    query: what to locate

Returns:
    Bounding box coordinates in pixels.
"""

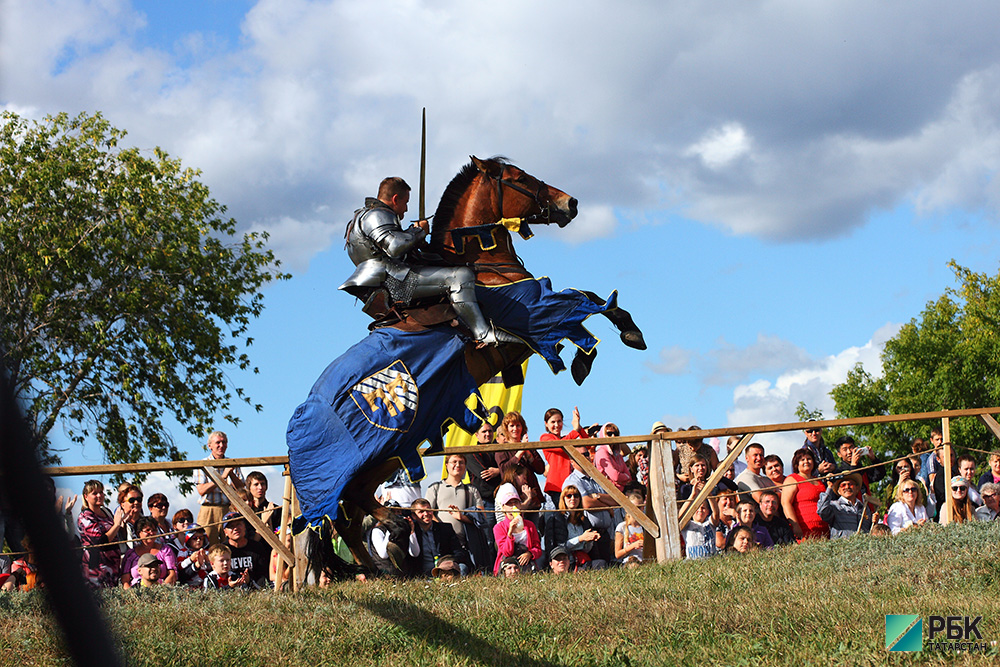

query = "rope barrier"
[1,504,278,560]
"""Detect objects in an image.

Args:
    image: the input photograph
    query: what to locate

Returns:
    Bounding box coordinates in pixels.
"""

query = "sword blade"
[419,107,426,221]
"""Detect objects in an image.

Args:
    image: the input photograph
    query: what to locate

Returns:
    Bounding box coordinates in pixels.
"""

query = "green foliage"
[832,261,1000,461]
[0,111,289,471]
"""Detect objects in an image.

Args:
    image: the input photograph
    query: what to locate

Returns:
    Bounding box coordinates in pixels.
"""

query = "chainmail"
[384,271,419,305]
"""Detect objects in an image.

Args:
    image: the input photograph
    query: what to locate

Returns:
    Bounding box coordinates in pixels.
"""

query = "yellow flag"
[442,359,528,480]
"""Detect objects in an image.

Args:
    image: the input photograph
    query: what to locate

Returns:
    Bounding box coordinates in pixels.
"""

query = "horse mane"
[431,156,511,233]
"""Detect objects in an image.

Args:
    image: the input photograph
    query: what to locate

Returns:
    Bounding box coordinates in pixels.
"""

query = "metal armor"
[339,198,519,345]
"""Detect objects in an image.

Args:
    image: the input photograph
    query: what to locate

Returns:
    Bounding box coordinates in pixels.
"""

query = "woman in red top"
[539,407,590,506]
[781,448,829,540]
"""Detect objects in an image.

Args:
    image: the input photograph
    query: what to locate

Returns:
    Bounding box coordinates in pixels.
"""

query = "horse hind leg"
[571,347,597,386]
[580,290,647,351]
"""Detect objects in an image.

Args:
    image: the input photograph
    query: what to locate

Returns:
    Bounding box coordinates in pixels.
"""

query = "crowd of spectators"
[364,412,1000,580]
[3,417,1000,591]
[0,431,282,592]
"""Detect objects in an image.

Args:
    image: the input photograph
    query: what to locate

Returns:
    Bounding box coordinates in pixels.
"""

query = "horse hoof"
[620,330,646,351]
[571,349,596,386]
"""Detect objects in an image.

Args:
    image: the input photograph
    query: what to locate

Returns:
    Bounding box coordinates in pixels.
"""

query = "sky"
[4,0,1000,514]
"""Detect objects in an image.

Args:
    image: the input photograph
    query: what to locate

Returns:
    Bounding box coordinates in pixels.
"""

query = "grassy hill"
[2,520,999,666]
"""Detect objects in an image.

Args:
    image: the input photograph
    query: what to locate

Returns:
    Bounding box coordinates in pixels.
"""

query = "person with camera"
[833,436,885,495]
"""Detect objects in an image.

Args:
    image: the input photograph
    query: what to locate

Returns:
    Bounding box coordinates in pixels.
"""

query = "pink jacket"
[593,445,632,491]
[493,516,541,575]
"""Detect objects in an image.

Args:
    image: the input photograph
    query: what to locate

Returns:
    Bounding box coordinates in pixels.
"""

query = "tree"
[0,111,289,467]
[831,261,1000,460]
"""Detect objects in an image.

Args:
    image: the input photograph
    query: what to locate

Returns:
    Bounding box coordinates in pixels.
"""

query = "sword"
[419,107,426,221]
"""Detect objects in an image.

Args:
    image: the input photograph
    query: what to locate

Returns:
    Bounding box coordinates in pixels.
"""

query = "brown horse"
[296,156,643,578]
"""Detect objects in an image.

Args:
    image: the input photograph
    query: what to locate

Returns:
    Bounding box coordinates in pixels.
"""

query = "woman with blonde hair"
[947,476,977,524]
[885,479,929,535]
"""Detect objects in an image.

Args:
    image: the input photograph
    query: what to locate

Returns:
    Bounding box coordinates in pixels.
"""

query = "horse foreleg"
[335,503,376,574]
[579,289,647,351]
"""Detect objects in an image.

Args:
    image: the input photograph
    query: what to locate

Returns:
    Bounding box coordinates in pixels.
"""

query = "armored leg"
[410,266,520,345]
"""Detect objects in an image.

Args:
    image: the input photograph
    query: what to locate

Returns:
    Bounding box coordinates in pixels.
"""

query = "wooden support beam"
[274,471,293,595]
[563,444,659,538]
[941,417,953,526]
[203,466,294,567]
[979,413,1000,441]
[649,439,681,561]
[678,433,754,528]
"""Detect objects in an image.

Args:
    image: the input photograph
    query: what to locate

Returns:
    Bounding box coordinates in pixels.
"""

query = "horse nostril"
[568,198,578,218]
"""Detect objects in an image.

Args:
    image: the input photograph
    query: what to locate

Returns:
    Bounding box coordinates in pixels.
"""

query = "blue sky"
[4,0,1000,510]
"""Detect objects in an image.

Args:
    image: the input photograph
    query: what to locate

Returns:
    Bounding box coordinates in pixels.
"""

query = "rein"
[430,165,553,253]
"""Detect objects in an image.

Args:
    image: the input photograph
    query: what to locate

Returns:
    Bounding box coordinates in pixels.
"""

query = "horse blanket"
[287,327,482,525]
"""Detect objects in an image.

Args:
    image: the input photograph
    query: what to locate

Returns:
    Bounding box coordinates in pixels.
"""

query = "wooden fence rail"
[39,405,1000,578]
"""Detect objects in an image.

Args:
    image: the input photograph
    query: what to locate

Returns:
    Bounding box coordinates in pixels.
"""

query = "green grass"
[2,521,1000,666]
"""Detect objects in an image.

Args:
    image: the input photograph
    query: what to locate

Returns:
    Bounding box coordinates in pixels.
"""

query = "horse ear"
[471,156,500,177]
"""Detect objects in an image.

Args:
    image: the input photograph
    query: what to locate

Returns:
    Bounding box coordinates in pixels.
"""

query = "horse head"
[469,155,577,229]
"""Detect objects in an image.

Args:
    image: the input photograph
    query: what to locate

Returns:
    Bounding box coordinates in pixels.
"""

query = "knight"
[339,176,520,345]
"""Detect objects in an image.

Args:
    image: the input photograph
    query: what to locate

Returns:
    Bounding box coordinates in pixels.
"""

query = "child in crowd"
[177,525,210,588]
[10,536,40,591]
[172,509,195,548]
[681,501,718,559]
[614,491,645,566]
[204,544,249,590]
[734,501,773,548]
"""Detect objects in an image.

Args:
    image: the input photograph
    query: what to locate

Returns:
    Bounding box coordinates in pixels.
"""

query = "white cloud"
[5,1,1000,260]
[703,333,816,386]
[685,123,752,170]
[724,322,900,462]
[646,345,694,375]
[249,216,339,272]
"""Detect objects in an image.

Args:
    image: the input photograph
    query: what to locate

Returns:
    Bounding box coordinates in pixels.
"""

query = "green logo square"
[886,615,922,651]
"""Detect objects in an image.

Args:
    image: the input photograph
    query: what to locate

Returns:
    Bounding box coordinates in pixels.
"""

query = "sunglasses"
[126,497,142,504]
[149,503,168,509]
[565,493,581,499]
[952,486,967,492]
[901,488,918,493]
[606,431,619,437]
[896,465,910,471]
[983,493,997,499]
[805,429,820,434]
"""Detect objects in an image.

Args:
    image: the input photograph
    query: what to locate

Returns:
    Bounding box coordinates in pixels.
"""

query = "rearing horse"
[288,156,644,577]
[428,156,644,383]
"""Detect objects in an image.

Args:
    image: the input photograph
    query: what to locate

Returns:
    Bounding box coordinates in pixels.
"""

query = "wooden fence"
[43,406,1000,587]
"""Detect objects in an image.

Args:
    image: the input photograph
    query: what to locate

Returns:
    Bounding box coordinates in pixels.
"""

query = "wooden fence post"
[649,435,681,561]
[274,470,293,595]
[290,481,305,591]
[941,417,953,525]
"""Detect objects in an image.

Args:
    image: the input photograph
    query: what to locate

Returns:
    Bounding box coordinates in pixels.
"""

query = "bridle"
[434,166,559,262]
